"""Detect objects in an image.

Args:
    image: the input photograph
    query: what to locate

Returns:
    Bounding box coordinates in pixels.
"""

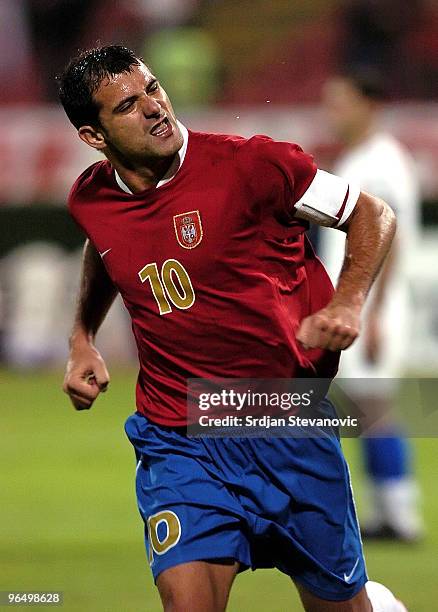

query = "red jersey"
[69,130,356,426]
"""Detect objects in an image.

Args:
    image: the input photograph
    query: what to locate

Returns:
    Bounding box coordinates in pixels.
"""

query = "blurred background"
[1,1,438,610]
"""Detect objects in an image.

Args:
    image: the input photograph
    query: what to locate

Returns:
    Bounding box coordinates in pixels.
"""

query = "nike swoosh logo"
[344,557,360,583]
[99,248,112,258]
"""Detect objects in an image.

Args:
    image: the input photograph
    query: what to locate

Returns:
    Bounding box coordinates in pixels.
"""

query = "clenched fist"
[296,302,361,352]
[63,340,110,410]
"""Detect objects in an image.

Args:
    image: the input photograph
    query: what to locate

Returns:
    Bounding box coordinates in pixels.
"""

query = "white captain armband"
[294,169,360,227]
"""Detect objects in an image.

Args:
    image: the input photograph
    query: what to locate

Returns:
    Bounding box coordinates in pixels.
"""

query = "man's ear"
[78,125,106,150]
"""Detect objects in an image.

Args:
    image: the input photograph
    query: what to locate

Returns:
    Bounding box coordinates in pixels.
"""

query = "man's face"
[322,77,372,142]
[91,63,183,162]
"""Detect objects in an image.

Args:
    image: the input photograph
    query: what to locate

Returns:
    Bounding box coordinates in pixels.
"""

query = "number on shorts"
[147,510,182,564]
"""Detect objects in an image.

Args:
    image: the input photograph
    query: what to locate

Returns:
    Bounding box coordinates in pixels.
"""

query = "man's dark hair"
[57,45,142,129]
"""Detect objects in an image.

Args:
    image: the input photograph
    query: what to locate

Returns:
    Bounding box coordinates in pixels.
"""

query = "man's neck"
[109,122,188,194]
[110,155,176,193]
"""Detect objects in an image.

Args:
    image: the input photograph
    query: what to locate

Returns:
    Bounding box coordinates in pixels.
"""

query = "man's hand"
[63,341,110,410]
[296,302,361,352]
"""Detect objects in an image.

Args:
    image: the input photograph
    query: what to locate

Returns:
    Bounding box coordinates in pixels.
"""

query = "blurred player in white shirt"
[320,73,423,542]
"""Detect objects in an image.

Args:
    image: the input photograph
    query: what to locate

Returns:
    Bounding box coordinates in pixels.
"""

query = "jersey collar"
[114,121,189,194]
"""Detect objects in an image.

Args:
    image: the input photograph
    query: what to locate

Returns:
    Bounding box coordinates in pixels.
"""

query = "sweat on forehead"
[99,63,152,90]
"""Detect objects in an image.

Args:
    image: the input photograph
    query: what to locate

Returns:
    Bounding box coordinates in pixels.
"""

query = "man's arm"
[297,191,396,351]
[63,239,118,410]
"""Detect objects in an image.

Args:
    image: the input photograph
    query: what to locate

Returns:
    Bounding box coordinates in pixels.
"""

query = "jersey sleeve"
[294,169,361,227]
[240,136,360,227]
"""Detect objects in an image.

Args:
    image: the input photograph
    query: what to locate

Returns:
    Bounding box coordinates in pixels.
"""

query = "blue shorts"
[124,403,367,602]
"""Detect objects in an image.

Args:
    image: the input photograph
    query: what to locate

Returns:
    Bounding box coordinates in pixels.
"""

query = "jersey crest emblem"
[173,210,203,249]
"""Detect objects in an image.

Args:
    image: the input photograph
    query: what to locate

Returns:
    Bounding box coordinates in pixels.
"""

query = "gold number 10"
[138,258,195,315]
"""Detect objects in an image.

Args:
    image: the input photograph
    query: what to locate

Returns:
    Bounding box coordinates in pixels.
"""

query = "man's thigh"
[125,413,251,579]
[156,560,240,612]
[245,427,367,601]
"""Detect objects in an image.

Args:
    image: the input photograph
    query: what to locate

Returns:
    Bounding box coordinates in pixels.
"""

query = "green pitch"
[1,369,437,611]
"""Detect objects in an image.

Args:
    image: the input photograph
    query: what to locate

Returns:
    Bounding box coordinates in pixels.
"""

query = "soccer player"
[59,46,407,611]
[320,73,423,543]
